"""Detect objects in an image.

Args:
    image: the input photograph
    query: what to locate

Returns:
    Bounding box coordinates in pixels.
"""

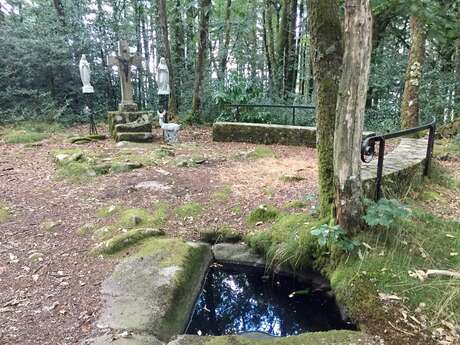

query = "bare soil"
[0,126,318,345]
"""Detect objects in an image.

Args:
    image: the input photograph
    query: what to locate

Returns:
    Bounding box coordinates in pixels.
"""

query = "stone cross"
[107,40,143,112]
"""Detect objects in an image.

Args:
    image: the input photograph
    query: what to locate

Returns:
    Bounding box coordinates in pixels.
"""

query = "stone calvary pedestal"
[107,40,154,142]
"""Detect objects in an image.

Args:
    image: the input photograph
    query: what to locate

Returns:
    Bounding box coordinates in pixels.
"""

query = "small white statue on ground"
[79,55,94,94]
[158,110,180,143]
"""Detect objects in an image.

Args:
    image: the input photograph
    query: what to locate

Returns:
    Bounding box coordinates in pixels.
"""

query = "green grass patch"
[175,202,203,218]
[331,210,460,324]
[283,200,308,210]
[212,186,232,202]
[247,146,274,160]
[246,213,326,270]
[3,130,49,144]
[246,204,280,224]
[0,203,10,222]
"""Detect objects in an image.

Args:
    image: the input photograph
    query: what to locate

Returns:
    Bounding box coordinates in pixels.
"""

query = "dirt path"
[0,126,318,345]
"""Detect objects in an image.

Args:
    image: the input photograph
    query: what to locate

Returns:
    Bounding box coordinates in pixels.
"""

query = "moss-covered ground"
[246,146,460,344]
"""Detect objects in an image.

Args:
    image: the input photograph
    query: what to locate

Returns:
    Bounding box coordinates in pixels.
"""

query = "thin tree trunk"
[307,0,343,218]
[275,0,290,96]
[140,4,154,108]
[334,0,373,233]
[454,48,460,119]
[262,7,274,95]
[191,0,211,119]
[186,3,197,74]
[158,0,178,117]
[285,0,297,95]
[218,0,232,81]
[52,0,65,26]
[400,16,426,129]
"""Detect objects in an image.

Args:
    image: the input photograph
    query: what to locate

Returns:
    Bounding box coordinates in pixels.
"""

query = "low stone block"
[213,122,317,147]
[108,111,153,138]
[116,132,154,143]
[115,122,152,133]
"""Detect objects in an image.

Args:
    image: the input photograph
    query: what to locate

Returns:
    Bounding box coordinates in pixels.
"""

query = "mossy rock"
[117,208,168,229]
[40,220,62,232]
[97,239,212,341]
[97,205,121,218]
[280,174,305,182]
[436,118,460,139]
[199,226,242,244]
[70,135,107,144]
[91,228,165,255]
[247,205,279,224]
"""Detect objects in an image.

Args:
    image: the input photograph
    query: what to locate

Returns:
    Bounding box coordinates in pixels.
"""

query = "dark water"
[186,263,355,337]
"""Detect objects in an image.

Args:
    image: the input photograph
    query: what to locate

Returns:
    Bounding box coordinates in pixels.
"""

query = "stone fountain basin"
[85,240,380,345]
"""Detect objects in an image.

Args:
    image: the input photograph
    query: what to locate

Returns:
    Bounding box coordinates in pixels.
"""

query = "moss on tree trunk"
[307,0,343,218]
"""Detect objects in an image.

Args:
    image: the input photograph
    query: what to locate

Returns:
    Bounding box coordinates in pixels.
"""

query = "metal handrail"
[227,103,315,126]
[361,118,436,200]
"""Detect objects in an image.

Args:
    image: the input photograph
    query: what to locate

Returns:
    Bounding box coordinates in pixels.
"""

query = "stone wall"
[361,138,428,199]
[213,122,317,147]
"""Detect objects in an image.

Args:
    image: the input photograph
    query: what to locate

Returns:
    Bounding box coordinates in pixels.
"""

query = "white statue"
[79,54,94,94]
[157,57,170,95]
[158,110,180,143]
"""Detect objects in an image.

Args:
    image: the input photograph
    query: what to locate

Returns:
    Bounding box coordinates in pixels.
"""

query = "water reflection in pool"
[186,263,355,337]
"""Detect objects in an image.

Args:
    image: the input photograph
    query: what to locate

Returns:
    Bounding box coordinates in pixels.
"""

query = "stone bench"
[361,137,429,199]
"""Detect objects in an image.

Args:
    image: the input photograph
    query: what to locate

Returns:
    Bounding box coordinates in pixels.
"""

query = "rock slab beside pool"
[85,240,383,345]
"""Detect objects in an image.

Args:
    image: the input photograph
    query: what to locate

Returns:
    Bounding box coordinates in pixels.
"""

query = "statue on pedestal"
[79,55,94,94]
[157,57,170,122]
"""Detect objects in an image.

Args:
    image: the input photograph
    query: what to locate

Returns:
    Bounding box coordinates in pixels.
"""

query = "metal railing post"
[375,138,386,201]
[424,122,436,176]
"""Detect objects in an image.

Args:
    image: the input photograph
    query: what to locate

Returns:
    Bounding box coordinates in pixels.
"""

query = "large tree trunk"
[400,16,426,129]
[158,0,178,117]
[191,0,211,119]
[172,0,186,108]
[217,0,232,81]
[334,0,372,233]
[307,0,343,218]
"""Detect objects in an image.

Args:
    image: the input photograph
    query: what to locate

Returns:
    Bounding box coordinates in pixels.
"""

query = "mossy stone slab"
[169,331,382,345]
[85,334,162,345]
[116,132,155,143]
[97,239,212,342]
[212,122,317,147]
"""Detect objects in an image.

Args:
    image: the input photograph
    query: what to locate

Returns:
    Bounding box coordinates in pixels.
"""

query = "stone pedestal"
[108,111,155,142]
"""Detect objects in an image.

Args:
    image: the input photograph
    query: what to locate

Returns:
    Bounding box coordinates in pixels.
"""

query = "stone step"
[115,122,152,133]
[116,132,154,143]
